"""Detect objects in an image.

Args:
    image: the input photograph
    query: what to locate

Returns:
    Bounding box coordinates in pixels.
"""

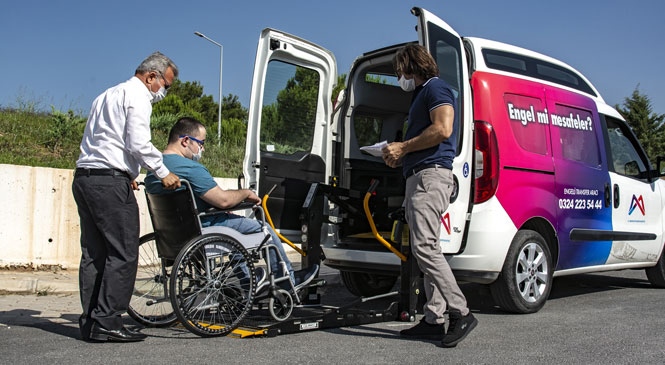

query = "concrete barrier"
[0,164,237,270]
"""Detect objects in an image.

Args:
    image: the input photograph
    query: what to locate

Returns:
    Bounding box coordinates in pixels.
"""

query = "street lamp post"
[194,31,223,146]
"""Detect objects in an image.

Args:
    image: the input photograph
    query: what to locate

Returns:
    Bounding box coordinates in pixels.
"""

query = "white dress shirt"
[76,76,170,179]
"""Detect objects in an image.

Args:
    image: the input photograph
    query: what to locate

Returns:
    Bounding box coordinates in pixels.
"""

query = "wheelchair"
[128,180,319,337]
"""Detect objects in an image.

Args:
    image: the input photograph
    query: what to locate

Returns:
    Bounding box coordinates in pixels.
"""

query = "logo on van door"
[441,213,451,235]
[629,195,645,216]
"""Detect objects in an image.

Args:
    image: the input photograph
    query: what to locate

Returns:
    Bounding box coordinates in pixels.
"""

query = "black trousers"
[72,172,139,333]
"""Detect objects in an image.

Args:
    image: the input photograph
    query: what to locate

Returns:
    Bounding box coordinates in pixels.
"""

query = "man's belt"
[75,168,131,179]
[405,164,444,179]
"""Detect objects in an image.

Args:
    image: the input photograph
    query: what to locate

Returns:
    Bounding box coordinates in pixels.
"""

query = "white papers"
[360,140,387,157]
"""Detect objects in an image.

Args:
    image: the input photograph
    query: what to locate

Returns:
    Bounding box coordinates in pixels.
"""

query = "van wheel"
[340,271,397,297]
[645,250,665,287]
[490,230,553,314]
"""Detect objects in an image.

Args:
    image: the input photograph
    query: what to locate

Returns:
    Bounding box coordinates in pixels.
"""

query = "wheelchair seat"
[145,180,264,260]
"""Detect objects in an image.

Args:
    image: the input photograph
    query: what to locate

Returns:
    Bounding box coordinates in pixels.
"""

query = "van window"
[555,104,600,167]
[483,49,597,97]
[504,93,548,155]
[606,116,649,178]
[260,60,320,154]
[365,73,399,86]
[427,23,464,155]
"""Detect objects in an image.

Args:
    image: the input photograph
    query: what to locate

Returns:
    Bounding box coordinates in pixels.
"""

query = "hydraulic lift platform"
[230,180,423,338]
[231,291,400,338]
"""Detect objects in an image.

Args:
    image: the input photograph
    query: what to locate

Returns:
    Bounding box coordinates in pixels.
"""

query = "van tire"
[645,250,665,288]
[490,230,553,314]
[340,271,398,297]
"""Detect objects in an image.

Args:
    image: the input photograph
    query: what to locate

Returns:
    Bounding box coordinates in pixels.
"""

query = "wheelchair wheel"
[268,288,294,322]
[128,233,177,327]
[170,233,256,337]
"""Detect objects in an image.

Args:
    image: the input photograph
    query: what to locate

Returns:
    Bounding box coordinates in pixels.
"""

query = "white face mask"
[192,147,203,162]
[398,75,415,92]
[189,143,203,162]
[150,86,167,104]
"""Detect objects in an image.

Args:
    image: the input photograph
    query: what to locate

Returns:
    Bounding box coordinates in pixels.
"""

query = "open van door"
[243,28,337,242]
[412,7,474,254]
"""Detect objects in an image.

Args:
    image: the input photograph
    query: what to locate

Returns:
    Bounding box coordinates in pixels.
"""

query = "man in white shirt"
[72,51,181,342]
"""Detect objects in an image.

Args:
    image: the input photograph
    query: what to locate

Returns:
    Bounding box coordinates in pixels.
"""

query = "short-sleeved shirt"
[144,154,218,212]
[401,77,457,177]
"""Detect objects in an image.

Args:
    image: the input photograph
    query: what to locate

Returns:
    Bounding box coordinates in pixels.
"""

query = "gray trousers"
[405,167,469,324]
[72,173,139,332]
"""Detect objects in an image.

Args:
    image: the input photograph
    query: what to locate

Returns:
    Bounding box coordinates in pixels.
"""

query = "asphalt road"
[1,269,664,364]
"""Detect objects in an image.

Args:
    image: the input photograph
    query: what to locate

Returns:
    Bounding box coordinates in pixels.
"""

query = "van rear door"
[243,29,337,241]
[412,7,474,253]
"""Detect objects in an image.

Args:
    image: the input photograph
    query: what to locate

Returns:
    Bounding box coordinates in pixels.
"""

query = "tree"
[152,79,217,127]
[332,74,347,105]
[222,94,248,122]
[616,87,665,163]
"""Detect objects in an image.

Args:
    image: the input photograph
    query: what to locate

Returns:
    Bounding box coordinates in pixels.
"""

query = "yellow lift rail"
[261,186,306,257]
[363,180,407,262]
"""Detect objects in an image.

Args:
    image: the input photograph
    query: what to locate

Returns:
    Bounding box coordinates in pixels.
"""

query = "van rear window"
[483,49,597,97]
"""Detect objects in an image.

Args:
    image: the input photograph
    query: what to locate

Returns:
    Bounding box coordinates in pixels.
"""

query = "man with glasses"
[145,117,319,291]
[73,51,181,342]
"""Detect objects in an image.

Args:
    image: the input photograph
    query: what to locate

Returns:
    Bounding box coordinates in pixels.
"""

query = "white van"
[243,7,665,313]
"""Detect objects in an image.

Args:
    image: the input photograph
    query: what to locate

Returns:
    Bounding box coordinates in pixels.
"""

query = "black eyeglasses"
[157,71,171,90]
[180,135,205,146]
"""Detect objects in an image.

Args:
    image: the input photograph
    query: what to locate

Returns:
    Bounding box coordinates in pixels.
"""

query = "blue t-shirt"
[402,77,457,176]
[144,154,218,212]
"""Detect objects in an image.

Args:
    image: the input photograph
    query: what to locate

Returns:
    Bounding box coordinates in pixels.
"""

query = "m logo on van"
[629,195,645,216]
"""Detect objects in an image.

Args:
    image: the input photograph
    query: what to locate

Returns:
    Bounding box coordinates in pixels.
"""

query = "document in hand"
[359,140,388,157]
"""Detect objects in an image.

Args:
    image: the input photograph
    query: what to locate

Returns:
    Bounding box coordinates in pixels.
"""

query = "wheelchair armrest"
[200,201,257,217]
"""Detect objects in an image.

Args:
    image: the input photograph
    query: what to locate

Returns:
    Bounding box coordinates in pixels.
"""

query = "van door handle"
[604,183,611,208]
[613,184,620,208]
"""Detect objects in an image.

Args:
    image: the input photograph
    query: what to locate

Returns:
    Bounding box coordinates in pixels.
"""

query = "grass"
[0,107,245,178]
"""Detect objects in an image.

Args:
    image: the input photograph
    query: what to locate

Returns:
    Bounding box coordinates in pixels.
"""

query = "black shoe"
[399,318,445,340]
[441,310,477,348]
[255,267,267,287]
[294,264,319,289]
[88,322,147,342]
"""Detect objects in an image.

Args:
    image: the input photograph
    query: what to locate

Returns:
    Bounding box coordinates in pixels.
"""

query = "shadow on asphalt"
[548,271,652,300]
[0,271,652,341]
[0,308,153,341]
[459,270,653,315]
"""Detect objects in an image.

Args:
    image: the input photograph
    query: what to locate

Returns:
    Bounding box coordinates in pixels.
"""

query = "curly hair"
[393,44,439,80]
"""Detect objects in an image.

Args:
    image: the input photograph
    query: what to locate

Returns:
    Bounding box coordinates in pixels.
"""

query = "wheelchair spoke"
[171,234,256,337]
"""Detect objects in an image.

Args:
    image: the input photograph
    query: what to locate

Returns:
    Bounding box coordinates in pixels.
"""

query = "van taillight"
[474,121,499,204]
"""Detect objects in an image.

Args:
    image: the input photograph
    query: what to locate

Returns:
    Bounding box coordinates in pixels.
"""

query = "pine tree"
[616,87,665,164]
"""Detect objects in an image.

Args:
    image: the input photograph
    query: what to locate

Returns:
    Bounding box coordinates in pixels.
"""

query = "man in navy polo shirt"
[382,44,477,348]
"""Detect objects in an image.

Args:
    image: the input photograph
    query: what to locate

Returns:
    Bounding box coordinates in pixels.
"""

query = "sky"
[1,0,664,117]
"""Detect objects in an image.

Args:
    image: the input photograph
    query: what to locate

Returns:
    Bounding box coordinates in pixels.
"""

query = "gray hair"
[135,51,179,78]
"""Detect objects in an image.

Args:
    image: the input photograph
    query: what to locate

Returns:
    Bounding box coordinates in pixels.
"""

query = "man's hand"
[130,180,139,191]
[245,190,262,205]
[161,172,181,190]
[382,142,405,168]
